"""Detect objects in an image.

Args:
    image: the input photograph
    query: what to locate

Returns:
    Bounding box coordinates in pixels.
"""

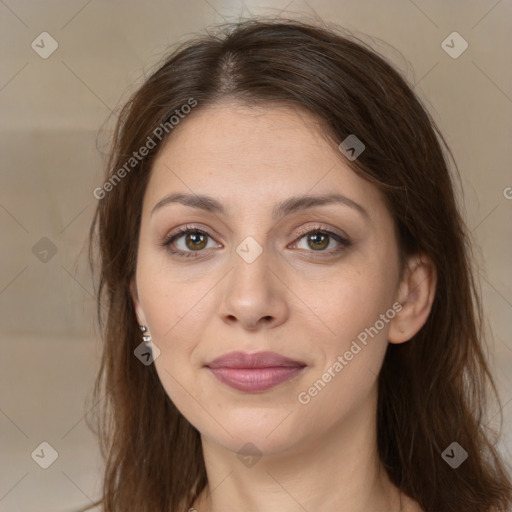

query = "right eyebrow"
[151,193,225,216]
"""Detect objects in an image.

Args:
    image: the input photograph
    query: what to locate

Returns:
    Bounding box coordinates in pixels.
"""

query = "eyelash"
[161,224,352,259]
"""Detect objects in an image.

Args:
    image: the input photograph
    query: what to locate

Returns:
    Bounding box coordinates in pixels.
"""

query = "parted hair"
[85,17,512,512]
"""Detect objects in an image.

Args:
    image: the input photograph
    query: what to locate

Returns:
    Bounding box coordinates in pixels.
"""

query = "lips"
[205,351,306,392]
[206,351,306,369]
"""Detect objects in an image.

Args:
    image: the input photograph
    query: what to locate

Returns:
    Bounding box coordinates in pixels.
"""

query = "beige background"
[0,1,511,510]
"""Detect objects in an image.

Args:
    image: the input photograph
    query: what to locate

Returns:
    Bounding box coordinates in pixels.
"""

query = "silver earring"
[139,325,152,344]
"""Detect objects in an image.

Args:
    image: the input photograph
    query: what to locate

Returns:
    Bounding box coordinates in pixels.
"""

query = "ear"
[130,276,147,326]
[388,253,437,344]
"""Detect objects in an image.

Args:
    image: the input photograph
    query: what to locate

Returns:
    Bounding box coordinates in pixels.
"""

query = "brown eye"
[307,232,330,250]
[293,229,351,254]
[184,231,208,251]
[163,227,220,257]
[163,226,350,259]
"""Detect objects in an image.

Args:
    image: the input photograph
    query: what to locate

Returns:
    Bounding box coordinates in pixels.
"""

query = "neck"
[192,384,408,512]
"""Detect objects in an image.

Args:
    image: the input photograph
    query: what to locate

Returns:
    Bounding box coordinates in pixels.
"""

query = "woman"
[86,17,512,512]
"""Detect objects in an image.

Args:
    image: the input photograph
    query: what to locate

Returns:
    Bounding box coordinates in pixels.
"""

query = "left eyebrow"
[271,193,369,221]
[151,192,369,220]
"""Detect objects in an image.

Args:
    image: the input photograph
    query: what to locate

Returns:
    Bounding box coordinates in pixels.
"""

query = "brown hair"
[86,17,512,512]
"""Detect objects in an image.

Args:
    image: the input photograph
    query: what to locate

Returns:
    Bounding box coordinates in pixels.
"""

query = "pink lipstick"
[205,351,306,392]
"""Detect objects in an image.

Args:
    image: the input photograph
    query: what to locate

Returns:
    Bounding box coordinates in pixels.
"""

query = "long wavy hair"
[85,17,512,512]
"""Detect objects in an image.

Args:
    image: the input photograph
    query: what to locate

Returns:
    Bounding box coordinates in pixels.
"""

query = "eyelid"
[161,223,351,257]
[291,223,350,244]
[162,224,222,250]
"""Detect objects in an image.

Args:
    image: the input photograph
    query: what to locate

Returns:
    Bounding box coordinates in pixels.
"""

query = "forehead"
[144,100,384,217]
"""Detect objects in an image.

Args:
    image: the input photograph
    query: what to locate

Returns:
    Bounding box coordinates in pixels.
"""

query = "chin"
[199,409,305,457]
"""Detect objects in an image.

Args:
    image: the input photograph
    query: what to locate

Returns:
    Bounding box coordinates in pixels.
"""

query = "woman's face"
[132,101,404,455]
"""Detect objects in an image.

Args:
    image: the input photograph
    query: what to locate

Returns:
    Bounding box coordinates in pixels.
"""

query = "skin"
[131,100,436,512]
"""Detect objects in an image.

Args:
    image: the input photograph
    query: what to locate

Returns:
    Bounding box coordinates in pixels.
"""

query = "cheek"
[296,263,397,348]
[141,274,213,421]
[292,269,395,425]
[136,253,212,341]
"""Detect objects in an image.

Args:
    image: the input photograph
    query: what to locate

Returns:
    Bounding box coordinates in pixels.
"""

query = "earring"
[139,325,152,344]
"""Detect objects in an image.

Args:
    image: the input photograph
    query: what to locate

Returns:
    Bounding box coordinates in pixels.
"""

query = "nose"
[218,243,289,331]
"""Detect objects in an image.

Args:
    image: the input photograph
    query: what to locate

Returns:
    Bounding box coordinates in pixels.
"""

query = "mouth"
[205,351,307,392]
